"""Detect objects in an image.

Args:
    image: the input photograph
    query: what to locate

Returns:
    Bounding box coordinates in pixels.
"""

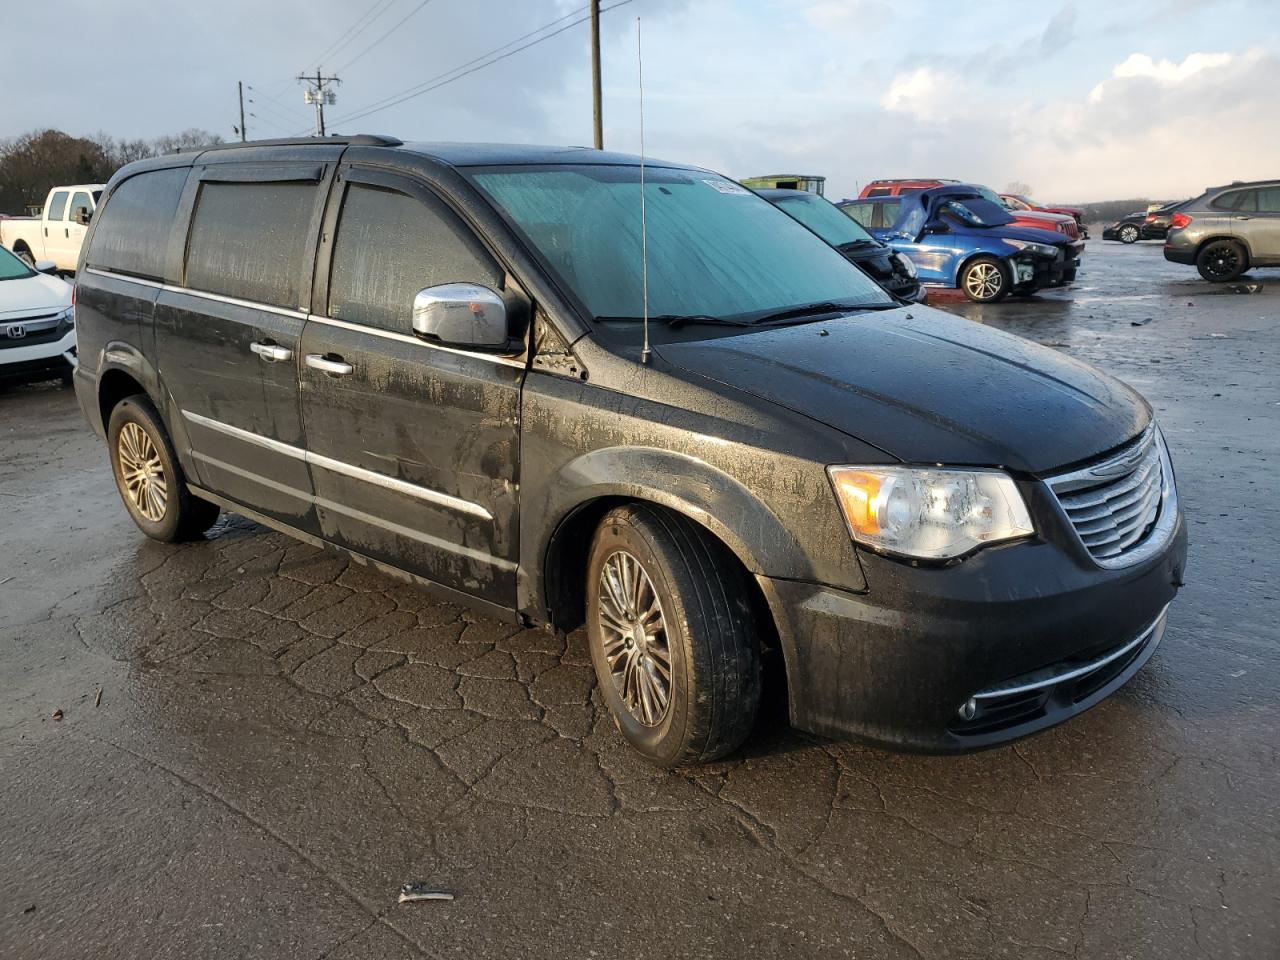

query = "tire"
[107,394,220,541]
[586,504,761,766]
[15,247,35,267]
[1196,239,1248,283]
[1119,224,1140,244]
[959,256,1010,302]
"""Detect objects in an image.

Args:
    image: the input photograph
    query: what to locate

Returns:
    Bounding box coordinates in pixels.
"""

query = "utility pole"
[298,70,340,137]
[590,0,603,149]
[237,81,247,141]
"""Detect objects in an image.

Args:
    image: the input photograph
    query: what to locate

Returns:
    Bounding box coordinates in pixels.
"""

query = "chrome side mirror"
[34,260,57,275]
[412,283,516,352]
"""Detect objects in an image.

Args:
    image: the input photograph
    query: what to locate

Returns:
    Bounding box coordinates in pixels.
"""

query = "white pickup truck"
[0,183,105,273]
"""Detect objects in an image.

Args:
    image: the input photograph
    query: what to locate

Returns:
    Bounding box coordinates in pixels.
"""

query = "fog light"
[958,698,978,721]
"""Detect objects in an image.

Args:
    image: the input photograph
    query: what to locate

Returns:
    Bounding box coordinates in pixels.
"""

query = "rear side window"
[1213,189,1257,212]
[866,188,890,198]
[185,180,318,309]
[87,168,189,280]
[46,191,69,221]
[879,200,902,229]
[327,182,501,333]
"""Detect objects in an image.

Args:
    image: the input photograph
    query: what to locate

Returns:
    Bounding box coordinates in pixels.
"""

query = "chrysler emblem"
[6,324,26,339]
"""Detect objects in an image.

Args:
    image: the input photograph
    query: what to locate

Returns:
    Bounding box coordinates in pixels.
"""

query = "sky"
[4,0,1277,203]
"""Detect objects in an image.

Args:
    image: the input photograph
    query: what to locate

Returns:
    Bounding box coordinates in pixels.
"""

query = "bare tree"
[1005,181,1035,198]
[0,128,225,214]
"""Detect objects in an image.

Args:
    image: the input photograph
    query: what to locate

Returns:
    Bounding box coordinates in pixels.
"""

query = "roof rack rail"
[197,134,403,153]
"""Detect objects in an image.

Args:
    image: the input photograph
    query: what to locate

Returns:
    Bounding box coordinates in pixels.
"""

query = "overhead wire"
[308,0,400,69]
[327,0,630,128]
[332,0,436,74]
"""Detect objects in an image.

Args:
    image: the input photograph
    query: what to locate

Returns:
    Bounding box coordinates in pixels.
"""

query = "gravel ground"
[1,239,1277,959]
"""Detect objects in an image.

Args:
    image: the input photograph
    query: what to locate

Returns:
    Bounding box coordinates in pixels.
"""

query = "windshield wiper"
[594,314,749,328]
[747,300,897,326]
[837,239,879,251]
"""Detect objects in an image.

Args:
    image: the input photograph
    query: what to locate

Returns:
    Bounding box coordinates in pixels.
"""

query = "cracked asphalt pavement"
[2,240,1277,959]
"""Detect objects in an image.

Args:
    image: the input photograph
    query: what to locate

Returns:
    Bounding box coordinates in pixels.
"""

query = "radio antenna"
[637,16,651,365]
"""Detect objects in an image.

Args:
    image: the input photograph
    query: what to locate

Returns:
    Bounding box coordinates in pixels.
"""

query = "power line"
[309,0,399,69]
[325,3,590,127]
[333,0,435,74]
[246,85,310,125]
[330,1,631,128]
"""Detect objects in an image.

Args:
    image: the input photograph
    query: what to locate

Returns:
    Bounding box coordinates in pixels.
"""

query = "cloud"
[880,67,953,120]
[802,0,889,31]
[1089,50,1235,102]
[1040,2,1077,53]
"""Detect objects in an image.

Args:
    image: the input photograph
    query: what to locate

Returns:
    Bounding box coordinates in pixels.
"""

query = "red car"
[859,179,1082,241]
[1001,194,1088,238]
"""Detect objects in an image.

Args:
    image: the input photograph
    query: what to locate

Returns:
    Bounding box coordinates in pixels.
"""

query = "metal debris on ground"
[95,688,103,708]
[1131,317,1152,326]
[398,883,454,903]
[1227,282,1263,294]
[51,709,63,721]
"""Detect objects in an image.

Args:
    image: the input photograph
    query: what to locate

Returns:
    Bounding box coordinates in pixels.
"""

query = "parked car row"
[1103,200,1186,243]
[839,185,1081,302]
[69,136,1185,765]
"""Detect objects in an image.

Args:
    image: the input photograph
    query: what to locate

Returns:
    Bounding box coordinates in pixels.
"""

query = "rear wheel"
[960,256,1010,302]
[108,395,220,541]
[1119,224,1140,244]
[15,247,35,267]
[586,504,761,766]
[1196,239,1247,282]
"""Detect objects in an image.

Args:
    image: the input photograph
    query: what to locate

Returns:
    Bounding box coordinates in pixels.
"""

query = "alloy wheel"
[597,550,672,726]
[1203,244,1241,280]
[964,262,1004,300]
[1120,225,1139,243]
[117,421,168,522]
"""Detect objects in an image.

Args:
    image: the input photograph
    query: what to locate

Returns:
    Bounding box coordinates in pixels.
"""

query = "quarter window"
[185,180,318,309]
[1214,189,1257,212]
[46,191,69,221]
[86,168,189,280]
[328,181,502,333]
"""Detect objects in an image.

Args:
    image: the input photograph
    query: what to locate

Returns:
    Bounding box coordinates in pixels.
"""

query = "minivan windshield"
[0,246,35,281]
[771,193,877,249]
[468,165,891,325]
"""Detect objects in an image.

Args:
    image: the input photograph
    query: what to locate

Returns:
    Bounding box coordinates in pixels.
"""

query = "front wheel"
[1196,239,1247,282]
[15,248,36,267]
[108,395,220,541]
[586,504,761,766]
[960,256,1010,302]
[1118,224,1140,244]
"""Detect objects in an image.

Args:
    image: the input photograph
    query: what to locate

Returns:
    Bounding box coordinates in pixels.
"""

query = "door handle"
[1236,216,1252,221]
[250,340,293,362]
[305,353,353,376]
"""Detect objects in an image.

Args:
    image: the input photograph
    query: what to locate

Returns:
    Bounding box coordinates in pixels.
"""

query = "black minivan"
[73,137,1187,765]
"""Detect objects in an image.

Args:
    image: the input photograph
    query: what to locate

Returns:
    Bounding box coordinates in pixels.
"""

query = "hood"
[989,223,1072,247]
[0,272,72,318]
[655,306,1149,474]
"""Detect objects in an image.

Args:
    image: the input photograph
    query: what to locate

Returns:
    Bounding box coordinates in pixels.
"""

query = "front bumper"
[758,507,1187,751]
[0,330,77,383]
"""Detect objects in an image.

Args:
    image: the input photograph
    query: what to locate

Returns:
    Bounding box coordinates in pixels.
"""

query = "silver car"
[1164,180,1280,281]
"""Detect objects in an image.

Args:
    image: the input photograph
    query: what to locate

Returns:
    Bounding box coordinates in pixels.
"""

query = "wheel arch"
[953,249,1008,289]
[95,346,202,483]
[1196,234,1252,263]
[525,447,806,636]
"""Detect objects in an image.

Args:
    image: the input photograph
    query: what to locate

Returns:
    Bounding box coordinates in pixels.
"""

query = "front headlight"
[1005,239,1059,258]
[893,252,917,278]
[827,466,1034,561]
[55,306,74,328]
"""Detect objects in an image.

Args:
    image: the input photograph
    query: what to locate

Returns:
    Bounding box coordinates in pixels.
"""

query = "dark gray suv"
[1164,179,1280,281]
[72,137,1186,765]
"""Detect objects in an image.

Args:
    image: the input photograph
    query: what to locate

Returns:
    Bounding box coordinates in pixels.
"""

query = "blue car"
[839,185,1079,302]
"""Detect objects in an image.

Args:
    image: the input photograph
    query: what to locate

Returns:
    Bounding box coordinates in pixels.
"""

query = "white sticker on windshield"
[702,179,751,195]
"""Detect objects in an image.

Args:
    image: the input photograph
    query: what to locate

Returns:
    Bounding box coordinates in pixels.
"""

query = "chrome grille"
[1047,426,1174,567]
